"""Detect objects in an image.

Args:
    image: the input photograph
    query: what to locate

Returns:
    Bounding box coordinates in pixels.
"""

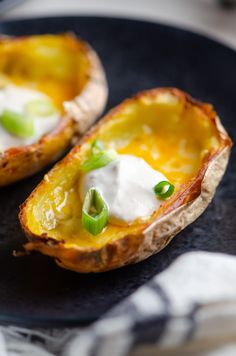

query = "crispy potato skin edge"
[19,88,232,273]
[0,33,108,186]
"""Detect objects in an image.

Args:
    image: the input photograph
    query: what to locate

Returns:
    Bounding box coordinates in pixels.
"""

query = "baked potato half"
[0,33,107,186]
[19,88,232,272]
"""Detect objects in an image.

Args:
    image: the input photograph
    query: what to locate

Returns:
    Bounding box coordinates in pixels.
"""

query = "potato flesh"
[0,35,90,109]
[25,93,220,249]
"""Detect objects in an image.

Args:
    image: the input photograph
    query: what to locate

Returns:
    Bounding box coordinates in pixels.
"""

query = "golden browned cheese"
[19,88,232,272]
[0,34,107,186]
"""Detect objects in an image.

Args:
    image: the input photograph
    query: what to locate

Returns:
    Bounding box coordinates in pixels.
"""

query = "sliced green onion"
[91,140,105,155]
[153,181,175,200]
[82,188,108,235]
[81,149,118,172]
[0,110,34,138]
[25,98,56,117]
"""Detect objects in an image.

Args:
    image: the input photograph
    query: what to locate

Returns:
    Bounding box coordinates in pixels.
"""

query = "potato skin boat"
[0,33,107,186]
[19,88,232,272]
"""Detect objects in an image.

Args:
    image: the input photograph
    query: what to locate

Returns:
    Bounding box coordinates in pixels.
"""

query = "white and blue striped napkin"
[2,251,236,356]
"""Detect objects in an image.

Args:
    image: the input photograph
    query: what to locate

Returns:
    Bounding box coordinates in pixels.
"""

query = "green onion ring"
[82,188,108,235]
[91,140,105,154]
[81,149,118,172]
[153,181,175,200]
[0,110,34,138]
[25,98,56,117]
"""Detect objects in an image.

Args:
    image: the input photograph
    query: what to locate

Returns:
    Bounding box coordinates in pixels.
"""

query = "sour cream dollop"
[0,84,60,151]
[80,154,168,223]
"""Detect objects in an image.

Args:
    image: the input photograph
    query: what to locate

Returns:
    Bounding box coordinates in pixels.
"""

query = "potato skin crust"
[20,88,232,273]
[0,34,108,186]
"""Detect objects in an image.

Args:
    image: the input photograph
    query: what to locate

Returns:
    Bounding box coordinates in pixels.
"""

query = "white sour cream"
[80,155,168,224]
[0,84,60,151]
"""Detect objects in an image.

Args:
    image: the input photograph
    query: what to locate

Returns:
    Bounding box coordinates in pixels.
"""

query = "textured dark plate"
[0,16,235,327]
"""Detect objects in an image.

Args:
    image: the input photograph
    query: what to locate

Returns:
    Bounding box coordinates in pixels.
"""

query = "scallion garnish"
[82,188,108,235]
[153,181,175,199]
[81,140,118,172]
[0,110,34,138]
[81,150,118,172]
[25,98,56,117]
[91,140,105,154]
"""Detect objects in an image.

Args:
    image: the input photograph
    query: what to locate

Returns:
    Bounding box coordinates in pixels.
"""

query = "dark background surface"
[0,16,235,327]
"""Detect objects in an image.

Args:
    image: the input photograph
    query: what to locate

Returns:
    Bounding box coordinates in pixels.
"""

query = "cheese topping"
[0,84,60,151]
[80,154,167,224]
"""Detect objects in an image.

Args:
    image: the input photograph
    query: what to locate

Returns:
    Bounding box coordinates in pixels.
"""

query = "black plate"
[0,16,235,327]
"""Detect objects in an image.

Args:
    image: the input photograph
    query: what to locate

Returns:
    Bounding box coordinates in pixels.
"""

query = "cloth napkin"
[1,251,236,356]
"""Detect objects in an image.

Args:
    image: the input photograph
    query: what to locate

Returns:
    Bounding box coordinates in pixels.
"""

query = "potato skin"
[20,88,232,272]
[0,34,108,186]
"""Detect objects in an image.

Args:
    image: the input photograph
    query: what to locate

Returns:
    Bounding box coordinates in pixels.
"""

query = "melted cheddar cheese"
[0,34,90,109]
